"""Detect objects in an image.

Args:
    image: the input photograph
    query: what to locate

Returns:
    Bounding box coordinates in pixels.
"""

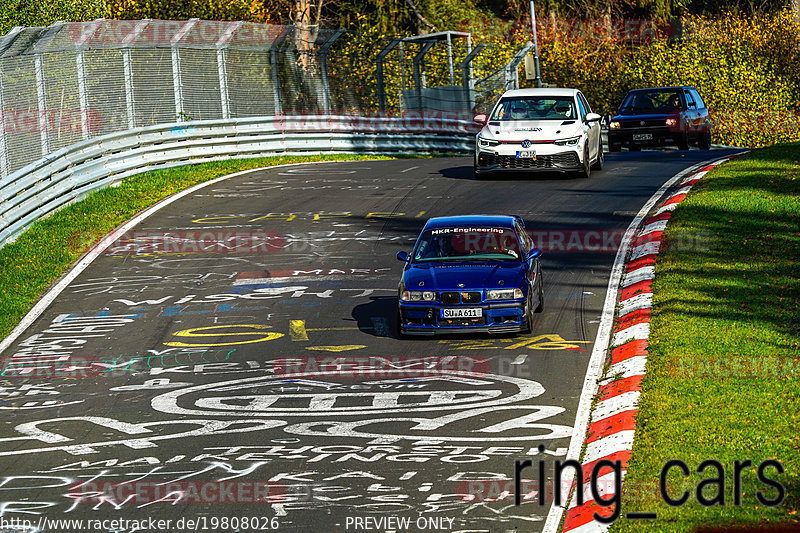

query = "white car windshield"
[491,96,577,121]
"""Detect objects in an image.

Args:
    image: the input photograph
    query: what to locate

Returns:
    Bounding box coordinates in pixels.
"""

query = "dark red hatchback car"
[607,87,712,151]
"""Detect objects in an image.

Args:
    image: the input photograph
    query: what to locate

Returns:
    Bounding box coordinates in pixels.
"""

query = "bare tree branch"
[404,0,438,33]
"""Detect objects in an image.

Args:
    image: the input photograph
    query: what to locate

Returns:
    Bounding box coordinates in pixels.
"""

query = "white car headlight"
[478,137,500,147]
[554,136,581,146]
[487,288,523,300]
[401,291,436,301]
[609,121,621,129]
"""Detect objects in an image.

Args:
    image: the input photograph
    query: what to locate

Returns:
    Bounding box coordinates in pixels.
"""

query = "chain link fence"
[0,19,526,179]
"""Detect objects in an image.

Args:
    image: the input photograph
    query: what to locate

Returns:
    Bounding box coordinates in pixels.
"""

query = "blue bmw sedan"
[396,215,544,336]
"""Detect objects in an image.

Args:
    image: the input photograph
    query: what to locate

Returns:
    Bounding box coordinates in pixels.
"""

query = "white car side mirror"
[585,112,602,122]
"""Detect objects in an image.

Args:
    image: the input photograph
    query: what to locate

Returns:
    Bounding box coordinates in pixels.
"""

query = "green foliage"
[0,0,108,34]
[510,9,800,148]
[417,0,490,32]
[621,10,800,147]
[105,0,258,22]
[2,0,797,148]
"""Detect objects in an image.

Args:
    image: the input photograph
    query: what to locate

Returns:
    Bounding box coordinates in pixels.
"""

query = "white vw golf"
[474,88,604,179]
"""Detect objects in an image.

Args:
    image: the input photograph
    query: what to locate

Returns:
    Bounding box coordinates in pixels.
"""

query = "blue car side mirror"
[397,251,409,262]
[528,249,542,260]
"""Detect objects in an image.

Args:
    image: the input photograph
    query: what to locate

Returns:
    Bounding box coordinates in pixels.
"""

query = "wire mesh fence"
[0,19,523,178]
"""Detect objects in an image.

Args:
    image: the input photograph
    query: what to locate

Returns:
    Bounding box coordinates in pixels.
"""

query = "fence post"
[75,19,103,140]
[170,46,183,122]
[33,22,69,157]
[121,20,151,129]
[171,20,198,122]
[319,29,345,114]
[460,43,487,112]
[216,48,229,120]
[446,32,454,85]
[376,38,402,114]
[216,21,241,120]
[122,49,135,128]
[270,27,290,116]
[412,41,435,110]
[504,41,534,92]
[76,51,89,140]
[34,52,49,156]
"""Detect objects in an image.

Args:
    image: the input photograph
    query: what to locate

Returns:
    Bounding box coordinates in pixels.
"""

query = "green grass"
[613,144,800,531]
[0,154,405,339]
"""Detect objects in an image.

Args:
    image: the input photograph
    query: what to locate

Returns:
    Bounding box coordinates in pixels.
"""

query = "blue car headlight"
[487,288,524,300]
[401,290,436,302]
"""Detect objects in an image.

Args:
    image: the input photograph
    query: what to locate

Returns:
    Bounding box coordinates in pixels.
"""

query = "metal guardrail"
[0,115,476,247]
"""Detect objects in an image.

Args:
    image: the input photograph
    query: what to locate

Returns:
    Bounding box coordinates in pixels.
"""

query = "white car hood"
[482,120,583,141]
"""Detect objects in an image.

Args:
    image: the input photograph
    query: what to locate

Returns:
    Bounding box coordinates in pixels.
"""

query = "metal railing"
[0,19,542,248]
[0,115,476,246]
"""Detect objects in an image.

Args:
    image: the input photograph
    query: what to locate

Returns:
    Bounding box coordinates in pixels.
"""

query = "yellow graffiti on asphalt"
[191,211,428,224]
[164,319,588,351]
[164,324,284,347]
[438,335,591,351]
[290,320,310,341]
[306,345,367,352]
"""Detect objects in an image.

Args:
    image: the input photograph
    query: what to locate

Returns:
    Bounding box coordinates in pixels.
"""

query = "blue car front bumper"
[398,301,526,335]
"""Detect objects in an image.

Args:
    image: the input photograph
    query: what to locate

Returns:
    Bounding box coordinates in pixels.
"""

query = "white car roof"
[500,88,579,98]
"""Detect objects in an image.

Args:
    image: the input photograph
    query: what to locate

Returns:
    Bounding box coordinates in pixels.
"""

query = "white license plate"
[632,133,653,141]
[516,151,536,159]
[441,308,482,318]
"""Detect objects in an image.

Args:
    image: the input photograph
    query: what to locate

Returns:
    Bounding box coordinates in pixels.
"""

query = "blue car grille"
[441,291,482,305]
[440,317,486,326]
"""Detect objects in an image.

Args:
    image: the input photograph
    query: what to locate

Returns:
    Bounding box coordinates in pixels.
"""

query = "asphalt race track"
[0,150,740,533]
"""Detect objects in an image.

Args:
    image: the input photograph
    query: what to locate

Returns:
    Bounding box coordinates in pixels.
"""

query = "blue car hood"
[402,261,525,291]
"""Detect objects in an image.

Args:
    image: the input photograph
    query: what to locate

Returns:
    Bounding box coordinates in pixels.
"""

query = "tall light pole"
[529,0,542,87]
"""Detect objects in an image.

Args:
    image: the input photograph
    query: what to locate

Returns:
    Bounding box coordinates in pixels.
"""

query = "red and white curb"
[542,156,741,533]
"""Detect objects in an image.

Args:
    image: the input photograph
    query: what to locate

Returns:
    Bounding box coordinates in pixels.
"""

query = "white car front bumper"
[474,140,585,174]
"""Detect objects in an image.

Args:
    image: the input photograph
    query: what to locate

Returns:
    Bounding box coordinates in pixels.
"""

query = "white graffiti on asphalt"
[0,417,286,457]
[5,314,138,366]
[150,372,544,417]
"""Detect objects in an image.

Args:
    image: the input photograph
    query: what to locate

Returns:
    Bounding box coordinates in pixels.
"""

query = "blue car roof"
[423,215,518,230]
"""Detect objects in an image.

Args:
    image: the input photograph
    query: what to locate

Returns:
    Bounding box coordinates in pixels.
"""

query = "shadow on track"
[438,165,583,181]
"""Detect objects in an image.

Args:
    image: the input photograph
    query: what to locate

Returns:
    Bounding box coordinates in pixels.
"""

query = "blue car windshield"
[619,90,684,114]
[413,227,521,262]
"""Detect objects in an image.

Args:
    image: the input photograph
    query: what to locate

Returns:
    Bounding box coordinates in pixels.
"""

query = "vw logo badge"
[640,121,646,126]
[521,139,531,148]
